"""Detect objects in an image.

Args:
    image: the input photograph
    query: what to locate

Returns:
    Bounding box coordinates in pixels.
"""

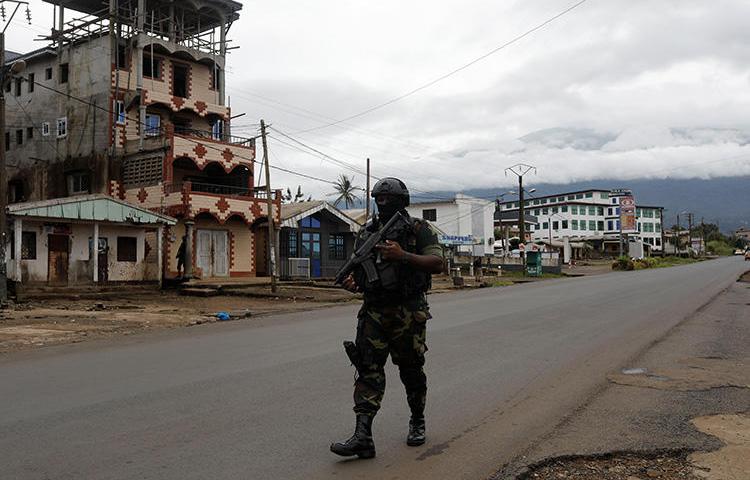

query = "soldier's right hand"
[342,274,359,293]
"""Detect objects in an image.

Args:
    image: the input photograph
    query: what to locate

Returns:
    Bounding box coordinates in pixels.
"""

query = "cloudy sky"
[7,0,750,198]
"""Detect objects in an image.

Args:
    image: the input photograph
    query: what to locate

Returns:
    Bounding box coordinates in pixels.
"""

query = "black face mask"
[376,199,402,223]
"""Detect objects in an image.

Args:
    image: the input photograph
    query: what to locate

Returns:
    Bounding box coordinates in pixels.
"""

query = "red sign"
[620,195,637,232]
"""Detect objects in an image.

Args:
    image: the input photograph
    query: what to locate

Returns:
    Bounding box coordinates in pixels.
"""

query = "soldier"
[330,177,444,459]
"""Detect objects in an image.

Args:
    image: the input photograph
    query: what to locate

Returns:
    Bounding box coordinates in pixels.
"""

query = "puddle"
[690,414,750,480]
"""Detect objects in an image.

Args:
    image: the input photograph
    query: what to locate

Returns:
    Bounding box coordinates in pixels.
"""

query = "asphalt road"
[1,257,747,480]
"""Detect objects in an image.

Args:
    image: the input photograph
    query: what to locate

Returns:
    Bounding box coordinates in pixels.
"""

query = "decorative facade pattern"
[172,133,255,172]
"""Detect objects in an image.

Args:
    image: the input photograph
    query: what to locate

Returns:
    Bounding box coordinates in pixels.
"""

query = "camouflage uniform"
[352,221,443,417]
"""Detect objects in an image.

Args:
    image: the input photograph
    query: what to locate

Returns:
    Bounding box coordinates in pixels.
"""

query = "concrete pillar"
[563,236,571,265]
[93,222,99,283]
[157,225,164,287]
[184,220,194,278]
[14,218,22,282]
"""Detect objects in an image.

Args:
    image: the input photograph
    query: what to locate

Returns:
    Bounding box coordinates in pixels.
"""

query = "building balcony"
[163,181,280,225]
[172,129,256,172]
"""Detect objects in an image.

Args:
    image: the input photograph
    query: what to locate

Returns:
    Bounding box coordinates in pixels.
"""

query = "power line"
[295,0,590,134]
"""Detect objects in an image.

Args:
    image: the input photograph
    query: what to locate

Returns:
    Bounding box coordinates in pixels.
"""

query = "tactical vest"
[353,214,432,303]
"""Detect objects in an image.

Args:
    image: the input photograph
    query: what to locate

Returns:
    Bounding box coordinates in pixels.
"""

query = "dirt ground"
[0,287,357,355]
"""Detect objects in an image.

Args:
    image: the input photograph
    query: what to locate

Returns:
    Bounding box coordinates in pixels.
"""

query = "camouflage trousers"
[353,302,430,418]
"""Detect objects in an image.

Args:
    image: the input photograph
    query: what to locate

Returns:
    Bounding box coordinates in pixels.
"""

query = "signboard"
[438,235,476,246]
[619,195,637,233]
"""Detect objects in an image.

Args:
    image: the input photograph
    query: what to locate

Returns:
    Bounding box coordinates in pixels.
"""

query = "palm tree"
[330,174,361,209]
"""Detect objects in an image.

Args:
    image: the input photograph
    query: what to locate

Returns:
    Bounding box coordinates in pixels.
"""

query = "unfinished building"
[4,0,281,284]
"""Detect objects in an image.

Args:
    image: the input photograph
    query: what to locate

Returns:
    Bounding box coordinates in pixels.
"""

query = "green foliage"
[331,174,361,209]
[706,240,733,256]
[611,256,635,271]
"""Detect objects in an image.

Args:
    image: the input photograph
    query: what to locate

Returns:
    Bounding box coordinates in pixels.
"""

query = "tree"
[282,185,311,203]
[330,174,361,209]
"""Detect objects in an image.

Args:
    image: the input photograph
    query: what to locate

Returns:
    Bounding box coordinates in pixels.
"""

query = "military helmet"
[371,177,410,206]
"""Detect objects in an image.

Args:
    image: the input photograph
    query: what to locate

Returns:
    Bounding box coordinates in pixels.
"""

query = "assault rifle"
[334,211,409,288]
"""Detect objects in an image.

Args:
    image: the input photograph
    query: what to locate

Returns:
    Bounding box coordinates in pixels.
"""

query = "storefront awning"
[7,194,176,225]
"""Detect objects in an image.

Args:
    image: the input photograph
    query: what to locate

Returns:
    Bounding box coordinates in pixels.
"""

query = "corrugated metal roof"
[8,194,176,225]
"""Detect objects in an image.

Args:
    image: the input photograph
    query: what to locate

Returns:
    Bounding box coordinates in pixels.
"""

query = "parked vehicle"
[745,251,750,261]
[734,249,745,255]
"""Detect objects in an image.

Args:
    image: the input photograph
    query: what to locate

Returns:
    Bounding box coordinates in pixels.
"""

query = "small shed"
[6,195,176,286]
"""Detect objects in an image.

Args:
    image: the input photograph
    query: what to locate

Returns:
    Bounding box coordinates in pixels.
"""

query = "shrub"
[612,256,635,271]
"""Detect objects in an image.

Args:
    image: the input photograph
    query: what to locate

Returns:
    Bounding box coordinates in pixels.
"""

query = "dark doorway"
[173,64,188,98]
[98,238,109,283]
[48,235,70,285]
[254,228,269,276]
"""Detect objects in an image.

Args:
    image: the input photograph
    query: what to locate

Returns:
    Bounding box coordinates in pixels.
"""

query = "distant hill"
[411,176,749,233]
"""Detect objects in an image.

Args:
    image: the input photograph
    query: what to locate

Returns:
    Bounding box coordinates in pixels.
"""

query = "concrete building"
[4,0,280,282]
[499,189,664,257]
[7,195,175,287]
[406,194,495,256]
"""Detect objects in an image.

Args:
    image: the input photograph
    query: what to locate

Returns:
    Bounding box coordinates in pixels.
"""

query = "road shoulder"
[495,273,750,479]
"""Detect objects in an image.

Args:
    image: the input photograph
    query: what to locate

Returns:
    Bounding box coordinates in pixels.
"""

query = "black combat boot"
[330,414,376,459]
[406,416,426,446]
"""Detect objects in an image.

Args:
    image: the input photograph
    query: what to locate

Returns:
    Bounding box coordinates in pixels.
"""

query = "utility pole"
[0,1,31,303]
[505,163,536,248]
[260,120,277,293]
[676,214,681,255]
[687,212,694,255]
[365,157,370,221]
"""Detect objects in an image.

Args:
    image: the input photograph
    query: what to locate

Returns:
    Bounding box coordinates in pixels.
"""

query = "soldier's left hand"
[377,240,407,262]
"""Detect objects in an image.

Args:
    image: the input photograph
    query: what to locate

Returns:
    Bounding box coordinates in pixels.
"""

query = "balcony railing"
[166,181,279,200]
[174,127,256,147]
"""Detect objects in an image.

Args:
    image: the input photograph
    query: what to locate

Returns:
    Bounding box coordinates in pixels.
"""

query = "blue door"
[301,232,322,277]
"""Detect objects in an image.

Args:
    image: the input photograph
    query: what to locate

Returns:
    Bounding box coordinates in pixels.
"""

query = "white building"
[406,194,495,256]
[500,189,664,256]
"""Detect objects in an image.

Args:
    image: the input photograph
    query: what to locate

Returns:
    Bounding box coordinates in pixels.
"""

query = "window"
[576,194,583,199]
[597,207,604,216]
[607,220,613,231]
[655,223,661,231]
[422,209,437,221]
[572,220,578,230]
[329,234,346,260]
[299,215,321,228]
[607,207,613,216]
[284,229,298,257]
[597,221,604,231]
[14,78,22,96]
[561,206,568,213]
[542,208,548,215]
[57,117,67,138]
[145,114,160,136]
[589,220,596,230]
[580,221,587,231]
[67,172,90,195]
[588,206,595,216]
[26,126,33,139]
[211,67,221,90]
[15,129,23,145]
[122,156,163,188]
[567,195,574,200]
[534,209,540,216]
[9,180,24,203]
[45,67,53,80]
[117,44,129,70]
[59,63,69,84]
[655,238,661,246]
[571,206,578,215]
[115,100,125,124]
[533,199,539,205]
[117,237,138,262]
[542,222,549,230]
[558,196,565,202]
[585,192,593,198]
[4,132,9,151]
[541,198,547,204]
[552,207,558,214]
[211,120,224,140]
[143,55,162,78]
[600,192,609,199]
[552,221,559,230]
[21,232,36,260]
[42,122,50,136]
[4,81,10,93]
[173,63,189,97]
[562,220,568,229]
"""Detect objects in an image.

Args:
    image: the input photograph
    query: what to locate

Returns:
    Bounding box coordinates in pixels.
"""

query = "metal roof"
[280,201,360,232]
[8,194,176,225]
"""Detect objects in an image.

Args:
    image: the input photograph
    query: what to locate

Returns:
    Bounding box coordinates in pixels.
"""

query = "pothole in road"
[517,450,703,479]
[607,357,750,391]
